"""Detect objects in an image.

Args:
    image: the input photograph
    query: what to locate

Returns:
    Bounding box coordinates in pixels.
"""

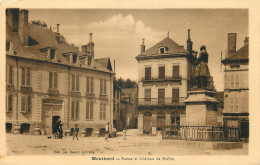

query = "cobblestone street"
[6,129,248,156]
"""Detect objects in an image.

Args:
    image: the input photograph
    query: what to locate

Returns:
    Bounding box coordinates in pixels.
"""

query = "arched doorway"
[171,111,180,126]
[143,111,152,134]
[157,111,166,130]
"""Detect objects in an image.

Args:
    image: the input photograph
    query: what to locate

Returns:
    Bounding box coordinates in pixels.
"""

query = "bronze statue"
[194,45,210,89]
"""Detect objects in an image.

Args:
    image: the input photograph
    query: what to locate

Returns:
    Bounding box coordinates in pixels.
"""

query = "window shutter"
[76,75,79,91]
[86,77,90,93]
[145,67,151,80]
[26,68,31,86]
[86,101,89,119]
[90,102,93,119]
[173,66,180,78]
[71,101,75,119]
[224,74,230,89]
[76,100,79,119]
[9,95,13,112]
[9,65,13,84]
[27,96,31,113]
[103,104,106,120]
[100,79,103,94]
[21,67,25,86]
[21,96,26,112]
[49,72,53,88]
[159,66,165,79]
[235,74,239,89]
[100,104,102,120]
[72,75,75,91]
[104,80,107,95]
[54,72,58,89]
[172,88,179,102]
[91,77,94,93]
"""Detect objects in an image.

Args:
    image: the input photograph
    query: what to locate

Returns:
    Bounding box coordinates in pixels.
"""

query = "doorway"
[240,121,249,139]
[158,89,165,105]
[143,111,152,134]
[52,116,60,134]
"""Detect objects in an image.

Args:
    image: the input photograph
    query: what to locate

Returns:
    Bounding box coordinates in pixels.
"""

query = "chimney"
[244,37,249,46]
[6,8,19,32]
[18,9,29,46]
[187,29,193,54]
[227,33,237,57]
[140,38,145,54]
[82,45,87,55]
[86,33,94,67]
[57,24,60,34]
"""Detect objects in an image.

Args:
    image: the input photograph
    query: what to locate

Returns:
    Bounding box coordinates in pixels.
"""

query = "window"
[49,72,58,89]
[100,104,106,120]
[6,65,13,85]
[6,41,10,51]
[21,67,31,86]
[72,54,78,64]
[86,77,94,93]
[145,89,151,101]
[145,67,151,80]
[86,101,94,120]
[21,95,31,113]
[230,65,240,69]
[72,74,79,91]
[229,92,239,113]
[158,89,165,104]
[160,48,165,54]
[173,65,180,78]
[71,100,79,120]
[230,74,239,89]
[50,49,56,60]
[172,88,179,103]
[6,94,13,112]
[158,66,165,79]
[100,79,107,95]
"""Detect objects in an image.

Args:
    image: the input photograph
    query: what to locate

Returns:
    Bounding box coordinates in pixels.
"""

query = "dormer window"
[50,49,56,60]
[159,46,168,54]
[6,40,14,55]
[73,54,78,64]
[160,48,165,54]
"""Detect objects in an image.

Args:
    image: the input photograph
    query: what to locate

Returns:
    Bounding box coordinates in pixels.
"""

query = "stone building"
[135,31,198,135]
[5,9,114,136]
[221,33,249,139]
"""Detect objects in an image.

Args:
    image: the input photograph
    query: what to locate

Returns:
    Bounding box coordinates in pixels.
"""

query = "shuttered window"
[21,95,31,113]
[172,88,179,102]
[76,75,79,91]
[21,67,31,86]
[86,101,94,120]
[8,65,13,85]
[49,72,58,89]
[145,67,151,80]
[6,94,13,112]
[91,77,94,93]
[87,77,94,93]
[173,65,180,78]
[158,89,165,104]
[21,67,25,86]
[86,77,90,93]
[71,100,80,120]
[100,79,107,95]
[71,74,79,91]
[100,104,106,120]
[158,66,165,79]
[26,68,31,86]
[145,89,151,101]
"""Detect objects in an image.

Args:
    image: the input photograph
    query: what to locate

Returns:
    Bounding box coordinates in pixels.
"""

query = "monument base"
[184,90,218,126]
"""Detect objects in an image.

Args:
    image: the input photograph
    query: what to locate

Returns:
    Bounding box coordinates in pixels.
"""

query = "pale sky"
[28,9,248,91]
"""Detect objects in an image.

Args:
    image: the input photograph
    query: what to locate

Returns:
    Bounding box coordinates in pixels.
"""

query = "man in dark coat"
[194,45,210,89]
[73,124,79,140]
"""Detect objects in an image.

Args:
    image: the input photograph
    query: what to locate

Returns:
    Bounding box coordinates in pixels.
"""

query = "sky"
[28,9,248,91]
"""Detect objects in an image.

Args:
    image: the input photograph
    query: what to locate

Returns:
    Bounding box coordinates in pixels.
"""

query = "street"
[6,129,248,155]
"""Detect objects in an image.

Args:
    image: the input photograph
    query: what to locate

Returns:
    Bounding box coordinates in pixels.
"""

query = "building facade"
[6,9,114,136]
[221,33,249,139]
[135,31,198,135]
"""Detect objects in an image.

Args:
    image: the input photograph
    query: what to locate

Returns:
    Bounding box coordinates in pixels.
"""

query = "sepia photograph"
[1,0,260,165]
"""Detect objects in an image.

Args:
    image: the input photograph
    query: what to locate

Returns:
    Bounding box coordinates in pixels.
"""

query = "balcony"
[48,88,60,96]
[6,84,15,91]
[71,91,81,97]
[138,97,186,107]
[85,92,95,99]
[142,76,182,84]
[20,86,32,93]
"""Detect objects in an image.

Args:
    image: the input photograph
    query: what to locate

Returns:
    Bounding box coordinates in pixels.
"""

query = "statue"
[193,45,210,89]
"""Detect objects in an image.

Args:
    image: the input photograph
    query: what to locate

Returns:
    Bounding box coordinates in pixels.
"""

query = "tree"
[114,77,137,89]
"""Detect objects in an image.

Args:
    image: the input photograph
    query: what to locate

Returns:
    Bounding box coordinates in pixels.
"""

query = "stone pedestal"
[184,90,218,126]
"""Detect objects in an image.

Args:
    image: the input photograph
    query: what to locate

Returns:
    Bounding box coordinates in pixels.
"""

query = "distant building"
[215,91,224,125]
[221,33,249,139]
[5,9,114,136]
[135,31,199,135]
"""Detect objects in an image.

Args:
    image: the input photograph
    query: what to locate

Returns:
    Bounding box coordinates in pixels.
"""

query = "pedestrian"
[73,124,79,140]
[105,122,110,141]
[58,120,63,139]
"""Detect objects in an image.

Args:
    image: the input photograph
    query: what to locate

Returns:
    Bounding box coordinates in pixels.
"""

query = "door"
[52,116,60,134]
[143,112,152,134]
[240,121,249,138]
[158,89,165,105]
[157,111,166,130]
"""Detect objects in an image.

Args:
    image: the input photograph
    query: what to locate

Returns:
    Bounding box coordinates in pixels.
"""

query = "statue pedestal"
[184,90,218,126]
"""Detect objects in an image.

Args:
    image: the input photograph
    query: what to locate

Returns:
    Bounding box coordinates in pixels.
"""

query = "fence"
[162,125,240,142]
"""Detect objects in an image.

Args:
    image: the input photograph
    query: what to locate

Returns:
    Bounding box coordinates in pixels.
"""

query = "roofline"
[135,53,191,61]
[7,54,114,75]
[221,58,249,65]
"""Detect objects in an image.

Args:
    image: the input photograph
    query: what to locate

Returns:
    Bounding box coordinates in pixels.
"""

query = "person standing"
[73,124,79,140]
[105,122,110,141]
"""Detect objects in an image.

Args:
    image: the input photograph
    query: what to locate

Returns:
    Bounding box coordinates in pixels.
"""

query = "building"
[5,9,114,136]
[135,31,199,135]
[221,33,249,139]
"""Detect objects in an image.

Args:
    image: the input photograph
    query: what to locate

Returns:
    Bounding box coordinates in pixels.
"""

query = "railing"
[20,86,32,93]
[138,97,186,106]
[142,76,182,83]
[162,125,240,142]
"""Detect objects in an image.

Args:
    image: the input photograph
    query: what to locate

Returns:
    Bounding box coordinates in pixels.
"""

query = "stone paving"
[6,129,248,155]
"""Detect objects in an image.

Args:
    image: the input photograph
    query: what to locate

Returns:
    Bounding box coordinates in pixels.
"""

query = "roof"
[6,23,113,73]
[222,44,249,64]
[136,37,189,60]
[95,57,113,71]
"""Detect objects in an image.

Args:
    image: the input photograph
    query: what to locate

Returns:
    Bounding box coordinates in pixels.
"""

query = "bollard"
[80,128,86,137]
[13,124,20,134]
[123,129,126,140]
